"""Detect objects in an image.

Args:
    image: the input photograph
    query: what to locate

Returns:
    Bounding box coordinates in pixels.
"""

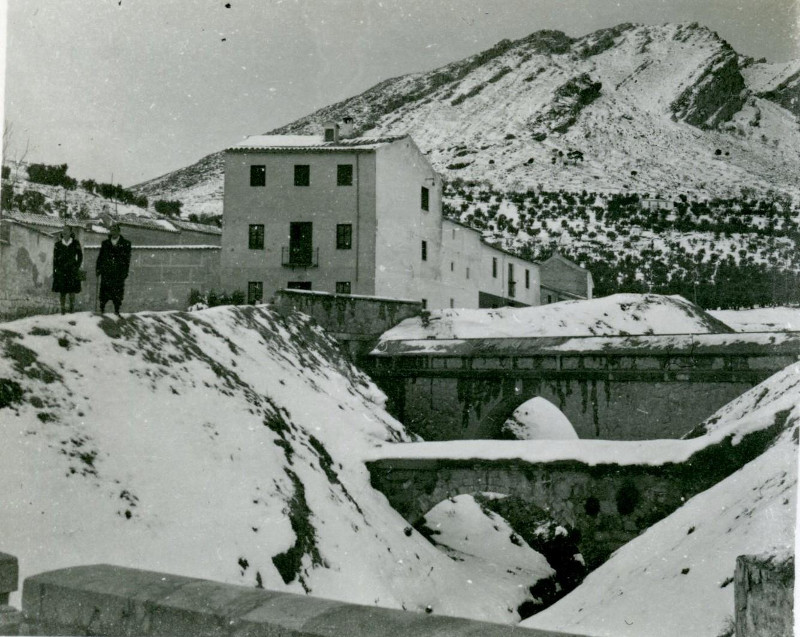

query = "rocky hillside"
[133,22,800,211]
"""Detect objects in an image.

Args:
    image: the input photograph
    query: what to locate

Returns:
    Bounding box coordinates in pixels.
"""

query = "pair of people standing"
[51,224,132,316]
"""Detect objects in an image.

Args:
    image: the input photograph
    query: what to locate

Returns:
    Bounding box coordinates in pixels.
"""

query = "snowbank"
[501,397,579,440]
[379,294,734,342]
[0,306,539,623]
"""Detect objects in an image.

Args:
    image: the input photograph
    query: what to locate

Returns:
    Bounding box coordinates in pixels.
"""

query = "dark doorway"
[289,222,313,265]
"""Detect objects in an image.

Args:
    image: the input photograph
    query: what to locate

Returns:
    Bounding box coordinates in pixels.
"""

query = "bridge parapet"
[21,564,583,637]
[366,333,800,440]
[367,413,788,567]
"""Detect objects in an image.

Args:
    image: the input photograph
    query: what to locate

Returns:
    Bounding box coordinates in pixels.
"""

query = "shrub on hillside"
[155,199,183,217]
[188,288,246,310]
[27,163,77,190]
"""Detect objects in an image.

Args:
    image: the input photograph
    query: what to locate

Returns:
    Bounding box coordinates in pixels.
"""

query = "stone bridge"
[366,332,800,440]
[366,414,787,568]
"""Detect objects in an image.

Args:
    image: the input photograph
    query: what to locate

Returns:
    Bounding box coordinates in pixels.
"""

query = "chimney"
[323,121,339,143]
[339,116,355,139]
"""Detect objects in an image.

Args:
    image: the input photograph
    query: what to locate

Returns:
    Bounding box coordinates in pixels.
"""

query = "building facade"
[221,129,585,309]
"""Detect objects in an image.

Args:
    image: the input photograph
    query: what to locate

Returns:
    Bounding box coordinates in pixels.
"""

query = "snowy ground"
[2,304,795,633]
[709,306,800,332]
[379,294,734,341]
[0,306,541,622]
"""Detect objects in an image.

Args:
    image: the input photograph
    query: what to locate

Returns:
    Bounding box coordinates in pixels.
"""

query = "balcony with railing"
[281,246,319,268]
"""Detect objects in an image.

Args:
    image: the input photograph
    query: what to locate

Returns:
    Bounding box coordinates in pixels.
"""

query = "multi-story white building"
[221,123,589,309]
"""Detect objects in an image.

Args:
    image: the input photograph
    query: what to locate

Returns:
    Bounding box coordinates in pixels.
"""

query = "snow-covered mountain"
[133,22,800,212]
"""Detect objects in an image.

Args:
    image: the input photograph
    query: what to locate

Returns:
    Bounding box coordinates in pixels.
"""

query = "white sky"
[2,0,798,186]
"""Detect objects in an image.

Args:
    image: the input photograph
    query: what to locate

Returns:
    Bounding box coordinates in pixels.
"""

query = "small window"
[248,224,264,250]
[421,298,427,309]
[466,266,470,280]
[324,128,336,142]
[287,281,312,290]
[335,281,351,295]
[247,282,263,305]
[547,294,553,304]
[421,240,427,261]
[450,261,454,272]
[250,165,266,187]
[336,224,352,250]
[337,164,353,186]
[492,257,498,278]
[452,228,455,239]
[449,298,454,308]
[421,186,429,211]
[525,269,530,289]
[294,165,310,187]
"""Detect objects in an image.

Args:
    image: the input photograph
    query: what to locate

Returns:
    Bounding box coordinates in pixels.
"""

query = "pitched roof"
[228,134,407,152]
[3,211,65,228]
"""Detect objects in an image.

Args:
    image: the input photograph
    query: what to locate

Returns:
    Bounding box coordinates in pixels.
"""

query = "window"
[449,298,454,308]
[287,281,312,290]
[547,294,553,304]
[508,263,515,298]
[450,261,454,272]
[250,165,265,187]
[492,257,498,278]
[466,266,470,280]
[324,128,336,142]
[421,298,427,309]
[421,186,429,211]
[337,164,353,186]
[248,224,264,250]
[247,282,263,305]
[525,269,530,289]
[336,224,352,250]
[421,240,427,261]
[335,281,351,295]
[294,164,310,186]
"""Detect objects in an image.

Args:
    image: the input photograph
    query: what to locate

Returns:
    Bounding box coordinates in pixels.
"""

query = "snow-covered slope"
[0,306,541,622]
[522,362,799,637]
[379,293,734,341]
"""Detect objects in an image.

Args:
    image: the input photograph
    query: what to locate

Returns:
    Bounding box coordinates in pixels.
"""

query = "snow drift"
[0,306,541,622]
[379,293,734,341]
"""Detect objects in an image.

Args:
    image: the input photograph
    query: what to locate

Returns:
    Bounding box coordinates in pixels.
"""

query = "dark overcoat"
[96,236,132,300]
[52,238,83,294]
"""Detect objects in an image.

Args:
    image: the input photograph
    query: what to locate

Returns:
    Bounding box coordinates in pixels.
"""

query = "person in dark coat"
[52,227,83,314]
[96,223,132,315]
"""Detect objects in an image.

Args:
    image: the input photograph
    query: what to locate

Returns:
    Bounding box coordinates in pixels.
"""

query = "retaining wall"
[273,289,421,358]
[735,554,795,637]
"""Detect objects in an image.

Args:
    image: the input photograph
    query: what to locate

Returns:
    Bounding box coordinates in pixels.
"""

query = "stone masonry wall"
[735,554,795,637]
[394,375,756,440]
[21,564,580,637]
[273,289,422,358]
[79,246,221,314]
[368,418,786,568]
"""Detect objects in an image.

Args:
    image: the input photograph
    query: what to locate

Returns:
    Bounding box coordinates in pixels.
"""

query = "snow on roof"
[229,134,407,152]
[117,216,179,233]
[170,219,222,235]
